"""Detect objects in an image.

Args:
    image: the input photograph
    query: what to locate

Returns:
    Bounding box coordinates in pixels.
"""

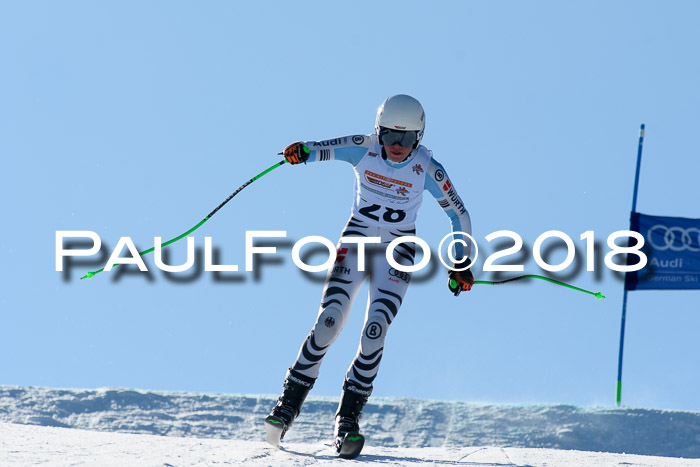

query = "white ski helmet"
[375,94,426,146]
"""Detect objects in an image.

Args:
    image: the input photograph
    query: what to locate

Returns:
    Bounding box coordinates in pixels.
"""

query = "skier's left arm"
[425,157,474,294]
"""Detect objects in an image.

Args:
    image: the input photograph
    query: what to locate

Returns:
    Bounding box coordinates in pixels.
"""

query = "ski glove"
[283,142,310,165]
[448,258,474,296]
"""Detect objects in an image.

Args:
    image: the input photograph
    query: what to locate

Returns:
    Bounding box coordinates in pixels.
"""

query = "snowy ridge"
[1,386,700,465]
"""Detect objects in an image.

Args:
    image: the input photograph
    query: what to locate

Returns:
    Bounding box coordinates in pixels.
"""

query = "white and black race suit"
[290,134,472,389]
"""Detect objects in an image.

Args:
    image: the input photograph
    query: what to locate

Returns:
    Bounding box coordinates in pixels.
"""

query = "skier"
[264,94,474,458]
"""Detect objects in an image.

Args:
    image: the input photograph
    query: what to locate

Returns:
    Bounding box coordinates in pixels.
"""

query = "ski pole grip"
[449,278,461,296]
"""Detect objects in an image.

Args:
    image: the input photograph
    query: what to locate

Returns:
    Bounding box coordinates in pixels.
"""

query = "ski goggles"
[378,127,419,147]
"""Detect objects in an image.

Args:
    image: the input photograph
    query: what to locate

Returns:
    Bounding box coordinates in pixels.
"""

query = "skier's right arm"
[283,135,371,166]
[283,142,310,165]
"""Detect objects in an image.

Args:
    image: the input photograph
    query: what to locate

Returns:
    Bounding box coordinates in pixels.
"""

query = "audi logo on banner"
[647,225,700,252]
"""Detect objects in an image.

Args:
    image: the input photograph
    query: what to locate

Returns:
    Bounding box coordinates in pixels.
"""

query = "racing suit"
[290,133,472,388]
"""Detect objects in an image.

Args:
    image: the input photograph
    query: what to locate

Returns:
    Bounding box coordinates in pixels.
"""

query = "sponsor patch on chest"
[364,170,412,191]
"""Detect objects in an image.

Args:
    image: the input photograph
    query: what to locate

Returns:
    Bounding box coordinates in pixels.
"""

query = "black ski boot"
[264,369,315,447]
[334,379,371,459]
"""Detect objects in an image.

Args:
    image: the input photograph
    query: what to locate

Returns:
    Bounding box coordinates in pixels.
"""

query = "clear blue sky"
[2,1,699,411]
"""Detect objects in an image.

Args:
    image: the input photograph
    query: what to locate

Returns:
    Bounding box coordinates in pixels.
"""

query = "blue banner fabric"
[625,212,700,290]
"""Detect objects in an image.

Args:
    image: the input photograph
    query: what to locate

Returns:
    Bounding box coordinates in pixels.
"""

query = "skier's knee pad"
[313,306,344,346]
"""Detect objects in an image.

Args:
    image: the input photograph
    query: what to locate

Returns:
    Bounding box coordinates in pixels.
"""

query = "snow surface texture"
[1,387,699,466]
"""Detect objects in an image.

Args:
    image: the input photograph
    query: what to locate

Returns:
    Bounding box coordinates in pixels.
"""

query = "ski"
[337,431,365,459]
[264,415,286,447]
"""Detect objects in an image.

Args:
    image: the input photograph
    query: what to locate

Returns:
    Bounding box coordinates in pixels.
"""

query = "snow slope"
[3,422,699,467]
[1,387,699,466]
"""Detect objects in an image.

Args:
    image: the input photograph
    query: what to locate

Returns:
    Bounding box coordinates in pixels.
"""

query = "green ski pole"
[81,159,287,280]
[449,275,605,299]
